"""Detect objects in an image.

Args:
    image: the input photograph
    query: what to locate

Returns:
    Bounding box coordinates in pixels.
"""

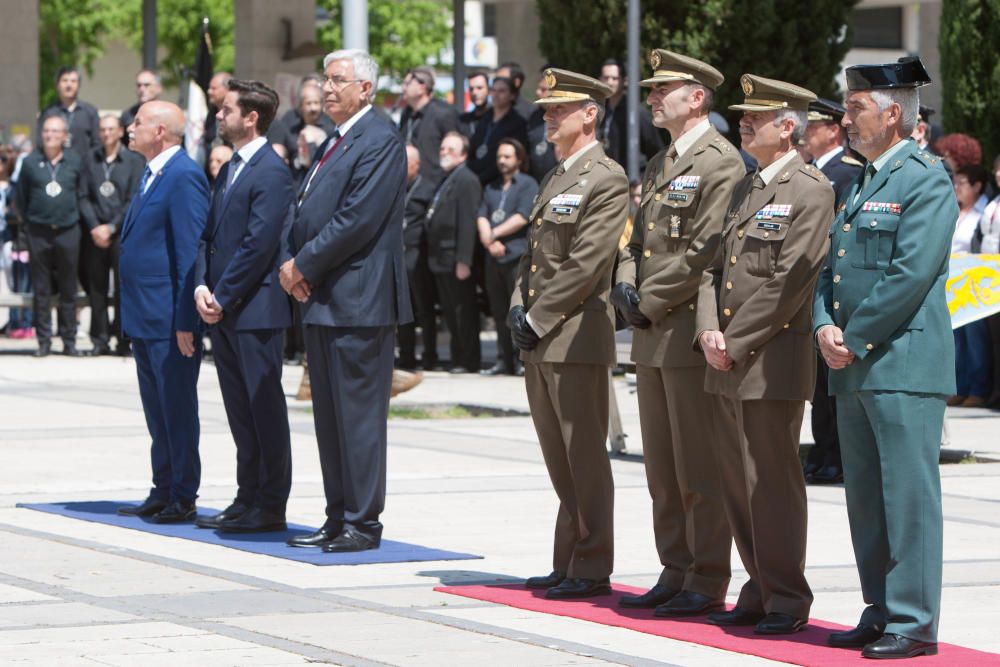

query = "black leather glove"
[507,305,541,351]
[610,283,651,329]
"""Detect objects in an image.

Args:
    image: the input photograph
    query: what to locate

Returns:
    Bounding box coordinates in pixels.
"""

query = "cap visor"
[535,94,591,105]
[639,75,691,87]
[729,103,784,112]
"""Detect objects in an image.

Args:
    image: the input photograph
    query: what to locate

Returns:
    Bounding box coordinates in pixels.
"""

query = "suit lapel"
[121,149,184,240]
[530,144,601,219]
[298,112,370,207]
[214,146,266,232]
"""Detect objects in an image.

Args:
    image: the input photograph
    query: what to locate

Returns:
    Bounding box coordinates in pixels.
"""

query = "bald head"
[128,101,186,160]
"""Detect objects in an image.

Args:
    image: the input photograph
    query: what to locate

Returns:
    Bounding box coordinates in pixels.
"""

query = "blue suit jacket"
[120,149,210,339]
[282,108,412,327]
[196,144,293,331]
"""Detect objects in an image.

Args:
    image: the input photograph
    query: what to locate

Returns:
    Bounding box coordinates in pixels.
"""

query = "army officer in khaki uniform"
[695,75,832,634]
[507,69,629,600]
[612,49,743,616]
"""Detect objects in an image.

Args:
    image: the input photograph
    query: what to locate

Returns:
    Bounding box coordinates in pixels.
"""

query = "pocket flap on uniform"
[745,220,789,241]
[859,214,899,233]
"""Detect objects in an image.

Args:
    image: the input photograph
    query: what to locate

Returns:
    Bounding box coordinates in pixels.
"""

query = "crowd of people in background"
[1,58,999,408]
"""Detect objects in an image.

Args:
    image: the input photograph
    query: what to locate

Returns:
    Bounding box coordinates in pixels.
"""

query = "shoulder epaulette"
[706,136,734,154]
[800,163,825,181]
[907,150,940,169]
[599,156,626,174]
[841,155,864,167]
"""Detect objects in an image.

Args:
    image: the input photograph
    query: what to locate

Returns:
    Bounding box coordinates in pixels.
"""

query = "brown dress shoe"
[961,396,986,408]
[946,395,966,406]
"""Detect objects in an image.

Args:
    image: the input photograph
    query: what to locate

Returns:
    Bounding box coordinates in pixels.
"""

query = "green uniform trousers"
[836,390,944,642]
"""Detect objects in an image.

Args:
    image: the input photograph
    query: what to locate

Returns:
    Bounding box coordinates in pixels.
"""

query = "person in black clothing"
[597,58,664,174]
[468,77,528,186]
[496,61,535,123]
[426,132,482,373]
[525,66,559,183]
[36,66,100,160]
[476,138,538,375]
[459,71,491,139]
[399,67,460,184]
[78,115,145,355]
[16,115,86,357]
[120,70,163,130]
[398,144,441,370]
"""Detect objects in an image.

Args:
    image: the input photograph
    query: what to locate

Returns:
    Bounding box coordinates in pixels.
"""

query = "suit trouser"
[132,336,202,504]
[82,233,121,349]
[715,397,813,619]
[210,324,292,511]
[807,354,841,469]
[405,243,439,366]
[525,361,613,579]
[836,390,944,642]
[483,256,519,370]
[305,324,393,538]
[636,364,731,598]
[25,224,80,346]
[434,271,480,371]
[954,321,992,398]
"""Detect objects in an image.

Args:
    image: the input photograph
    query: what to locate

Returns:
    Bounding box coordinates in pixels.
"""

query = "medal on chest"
[45,181,62,197]
[99,180,116,197]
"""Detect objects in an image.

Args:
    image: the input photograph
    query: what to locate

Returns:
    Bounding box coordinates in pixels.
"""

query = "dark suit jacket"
[283,108,412,328]
[120,149,210,339]
[196,143,293,331]
[818,148,864,205]
[399,98,460,184]
[403,174,437,256]
[425,164,481,274]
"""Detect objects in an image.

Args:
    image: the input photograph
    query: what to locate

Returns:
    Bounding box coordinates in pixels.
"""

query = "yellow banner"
[948,253,1000,328]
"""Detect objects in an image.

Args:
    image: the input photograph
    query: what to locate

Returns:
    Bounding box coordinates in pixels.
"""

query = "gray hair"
[773,109,808,143]
[41,114,69,132]
[584,99,605,125]
[323,49,379,90]
[870,88,919,135]
[684,83,715,113]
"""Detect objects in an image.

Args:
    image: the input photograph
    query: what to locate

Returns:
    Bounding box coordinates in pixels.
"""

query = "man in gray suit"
[279,49,411,552]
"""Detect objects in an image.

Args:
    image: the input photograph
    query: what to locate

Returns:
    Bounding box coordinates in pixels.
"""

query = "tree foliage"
[38,0,120,108]
[536,0,858,128]
[316,0,451,79]
[939,0,1000,165]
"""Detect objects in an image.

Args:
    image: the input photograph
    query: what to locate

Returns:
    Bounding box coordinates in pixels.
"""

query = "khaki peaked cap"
[640,49,724,90]
[536,68,612,106]
[729,74,816,112]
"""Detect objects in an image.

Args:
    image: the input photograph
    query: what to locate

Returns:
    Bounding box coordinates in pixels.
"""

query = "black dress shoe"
[802,461,821,478]
[480,362,510,376]
[525,571,565,589]
[618,583,679,608]
[117,497,168,517]
[827,623,884,648]
[33,343,51,358]
[87,346,110,357]
[545,577,612,599]
[707,606,765,626]
[217,506,287,533]
[321,526,380,552]
[809,465,844,484]
[152,501,197,523]
[654,590,724,617]
[63,345,85,357]
[287,522,343,547]
[754,612,807,635]
[862,634,937,659]
[195,500,250,529]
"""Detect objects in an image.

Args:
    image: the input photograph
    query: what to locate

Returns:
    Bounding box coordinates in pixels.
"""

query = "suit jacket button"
[737,229,744,238]
[726,281,733,289]
[749,350,755,355]
[528,288,535,296]
[689,303,695,310]
[531,264,537,272]
[667,308,673,314]
[730,255,737,264]
[644,249,652,258]
[833,275,841,283]
[655,193,662,201]
[837,249,846,257]
[533,241,538,248]
[866,343,874,350]
[870,220,878,227]
[783,323,790,329]
[843,223,851,232]
[723,308,732,316]
[647,222,655,231]
[833,301,840,310]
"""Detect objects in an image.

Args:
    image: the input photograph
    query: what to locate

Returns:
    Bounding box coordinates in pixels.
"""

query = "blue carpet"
[18,501,482,566]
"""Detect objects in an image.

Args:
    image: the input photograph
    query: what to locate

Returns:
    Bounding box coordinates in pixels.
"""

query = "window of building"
[851,7,903,49]
[483,3,497,37]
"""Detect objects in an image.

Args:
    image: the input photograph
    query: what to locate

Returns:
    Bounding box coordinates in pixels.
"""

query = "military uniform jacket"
[696,153,833,400]
[511,143,629,366]
[813,140,957,396]
[617,126,745,367]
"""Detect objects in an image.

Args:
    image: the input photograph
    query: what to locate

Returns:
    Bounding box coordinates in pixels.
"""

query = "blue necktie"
[139,166,152,196]
[225,154,243,194]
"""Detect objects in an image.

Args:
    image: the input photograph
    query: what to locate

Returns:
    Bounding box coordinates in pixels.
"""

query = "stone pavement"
[0,333,998,666]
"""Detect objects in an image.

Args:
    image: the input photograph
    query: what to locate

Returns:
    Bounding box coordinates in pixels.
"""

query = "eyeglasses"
[323,77,363,90]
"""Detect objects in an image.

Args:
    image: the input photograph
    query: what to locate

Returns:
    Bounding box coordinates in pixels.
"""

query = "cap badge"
[545,71,557,89]
[650,51,661,69]
[741,76,754,96]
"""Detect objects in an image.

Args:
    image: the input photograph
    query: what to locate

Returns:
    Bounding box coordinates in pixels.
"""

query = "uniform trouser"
[836,390,944,643]
[807,354,841,468]
[434,271,480,371]
[525,361,613,579]
[305,324,393,538]
[715,397,813,619]
[636,364,731,598]
[25,224,80,346]
[210,324,292,511]
[132,336,202,504]
[82,232,121,349]
[483,256,519,370]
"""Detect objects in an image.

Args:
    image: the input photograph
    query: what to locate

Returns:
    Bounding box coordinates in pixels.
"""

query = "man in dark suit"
[193,79,294,533]
[280,49,412,552]
[399,66,460,184]
[117,101,210,523]
[426,132,483,373]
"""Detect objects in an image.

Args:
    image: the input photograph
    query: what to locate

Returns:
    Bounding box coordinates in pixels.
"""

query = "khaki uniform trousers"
[716,398,813,619]
[636,364,731,598]
[525,361,614,580]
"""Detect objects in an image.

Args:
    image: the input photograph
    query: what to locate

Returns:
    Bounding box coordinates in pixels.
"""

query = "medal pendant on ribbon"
[669,215,681,238]
[45,181,62,198]
[491,209,506,224]
[99,180,116,197]
[535,141,547,156]
[475,144,488,160]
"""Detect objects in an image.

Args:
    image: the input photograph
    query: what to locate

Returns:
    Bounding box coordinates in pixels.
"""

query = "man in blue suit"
[193,79,293,533]
[280,49,411,552]
[117,101,209,523]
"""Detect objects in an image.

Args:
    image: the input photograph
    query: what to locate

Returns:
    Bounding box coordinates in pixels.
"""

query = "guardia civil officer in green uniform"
[612,49,743,616]
[507,69,629,599]
[814,56,955,660]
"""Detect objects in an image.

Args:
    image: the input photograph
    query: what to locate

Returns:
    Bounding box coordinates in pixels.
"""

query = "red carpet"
[435,584,1000,666]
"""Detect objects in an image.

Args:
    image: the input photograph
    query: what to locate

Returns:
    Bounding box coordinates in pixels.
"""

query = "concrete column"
[0,0,39,137]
